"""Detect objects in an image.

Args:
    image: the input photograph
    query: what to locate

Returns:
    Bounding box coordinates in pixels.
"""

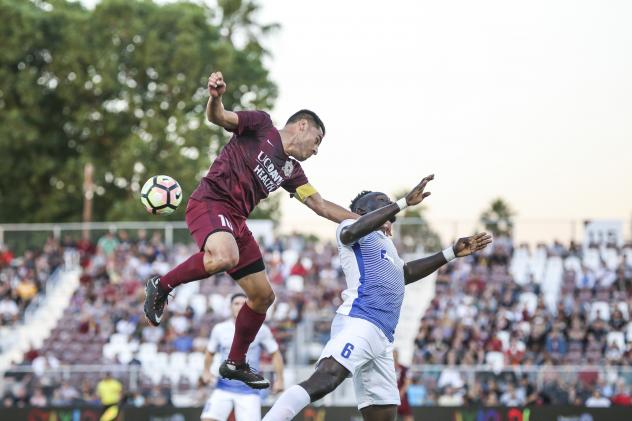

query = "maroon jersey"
[190,111,309,216]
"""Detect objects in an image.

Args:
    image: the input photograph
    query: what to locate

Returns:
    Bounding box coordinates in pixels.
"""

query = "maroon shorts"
[185,198,263,279]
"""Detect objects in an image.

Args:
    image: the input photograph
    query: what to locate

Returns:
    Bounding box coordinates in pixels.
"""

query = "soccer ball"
[140,175,183,215]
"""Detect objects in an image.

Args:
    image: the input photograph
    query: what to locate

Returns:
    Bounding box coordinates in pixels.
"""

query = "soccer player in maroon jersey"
[144,71,357,389]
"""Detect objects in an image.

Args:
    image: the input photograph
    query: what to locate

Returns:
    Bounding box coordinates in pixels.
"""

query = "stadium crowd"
[1,229,344,408]
[410,238,632,406]
[0,238,64,328]
[2,229,632,408]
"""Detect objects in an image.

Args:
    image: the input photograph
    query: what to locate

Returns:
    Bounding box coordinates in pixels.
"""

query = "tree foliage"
[480,197,515,237]
[0,0,278,222]
[392,190,442,252]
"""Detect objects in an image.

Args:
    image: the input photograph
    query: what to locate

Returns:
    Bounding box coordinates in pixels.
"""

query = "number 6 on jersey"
[341,343,354,359]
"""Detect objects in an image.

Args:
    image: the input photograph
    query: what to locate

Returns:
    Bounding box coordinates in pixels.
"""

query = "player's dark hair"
[286,109,325,136]
[230,293,247,303]
[350,190,373,213]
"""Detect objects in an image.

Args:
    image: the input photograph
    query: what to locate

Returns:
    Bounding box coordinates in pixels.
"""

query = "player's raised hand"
[405,174,434,206]
[453,232,493,257]
[208,71,226,98]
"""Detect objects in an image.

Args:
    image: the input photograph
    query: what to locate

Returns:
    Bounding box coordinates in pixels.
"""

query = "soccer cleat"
[144,276,170,326]
[219,360,270,389]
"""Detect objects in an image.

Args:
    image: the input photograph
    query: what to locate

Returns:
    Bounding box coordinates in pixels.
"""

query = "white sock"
[262,385,311,421]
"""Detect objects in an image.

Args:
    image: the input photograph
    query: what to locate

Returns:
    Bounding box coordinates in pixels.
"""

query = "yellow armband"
[294,183,318,202]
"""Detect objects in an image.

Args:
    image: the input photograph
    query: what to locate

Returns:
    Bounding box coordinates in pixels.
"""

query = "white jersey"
[207,320,278,395]
[335,219,406,342]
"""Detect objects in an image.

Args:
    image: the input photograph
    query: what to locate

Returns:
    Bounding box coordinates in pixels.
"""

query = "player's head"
[350,191,395,218]
[230,293,247,318]
[350,190,396,234]
[284,109,325,161]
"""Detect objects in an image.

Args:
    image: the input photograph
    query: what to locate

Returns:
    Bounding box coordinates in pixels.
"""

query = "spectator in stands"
[486,332,503,353]
[505,337,526,365]
[611,380,632,406]
[406,378,426,407]
[146,386,170,406]
[500,383,524,406]
[517,375,540,406]
[96,372,123,418]
[483,392,500,406]
[541,379,569,405]
[142,325,164,344]
[576,266,596,289]
[127,390,146,407]
[419,389,435,406]
[59,380,79,403]
[0,295,19,325]
[172,327,194,352]
[11,383,28,408]
[610,309,626,331]
[545,327,568,362]
[585,389,611,407]
[50,388,66,406]
[97,231,120,257]
[605,340,624,363]
[31,353,59,377]
[437,386,463,406]
[567,317,586,346]
[16,275,38,308]
[437,351,464,390]
[463,382,483,406]
[29,387,47,407]
[79,380,99,405]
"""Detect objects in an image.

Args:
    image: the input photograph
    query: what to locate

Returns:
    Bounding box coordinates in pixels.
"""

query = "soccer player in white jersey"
[201,293,285,421]
[263,175,492,421]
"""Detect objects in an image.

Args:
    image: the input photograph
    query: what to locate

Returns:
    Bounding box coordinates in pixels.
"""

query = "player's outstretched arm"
[403,232,492,285]
[303,193,359,224]
[206,71,239,130]
[339,175,434,246]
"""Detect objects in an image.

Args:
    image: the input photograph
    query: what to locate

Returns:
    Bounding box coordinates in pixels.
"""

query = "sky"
[79,0,632,242]
[255,0,632,241]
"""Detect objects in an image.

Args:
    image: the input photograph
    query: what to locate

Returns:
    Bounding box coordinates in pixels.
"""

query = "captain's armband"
[292,183,318,202]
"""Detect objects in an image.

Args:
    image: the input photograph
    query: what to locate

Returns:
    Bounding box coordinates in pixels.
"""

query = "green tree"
[480,198,515,237]
[0,0,278,222]
[393,190,441,252]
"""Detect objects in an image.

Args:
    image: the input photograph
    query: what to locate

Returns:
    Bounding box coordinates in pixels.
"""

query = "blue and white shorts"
[201,388,261,421]
[317,314,400,410]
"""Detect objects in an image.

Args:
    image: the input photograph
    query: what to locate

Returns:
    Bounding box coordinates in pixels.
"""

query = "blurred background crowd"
[1,229,632,408]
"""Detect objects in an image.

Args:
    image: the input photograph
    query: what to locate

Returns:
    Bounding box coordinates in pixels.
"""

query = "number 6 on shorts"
[341,343,354,359]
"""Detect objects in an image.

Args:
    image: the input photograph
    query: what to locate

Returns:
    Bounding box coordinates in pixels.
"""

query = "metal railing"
[0,221,187,253]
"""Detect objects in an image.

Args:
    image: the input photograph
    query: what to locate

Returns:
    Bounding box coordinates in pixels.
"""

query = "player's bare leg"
[219,270,275,389]
[262,358,348,420]
[360,405,397,421]
[202,231,240,274]
[144,231,238,326]
[299,358,349,400]
[235,269,276,313]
